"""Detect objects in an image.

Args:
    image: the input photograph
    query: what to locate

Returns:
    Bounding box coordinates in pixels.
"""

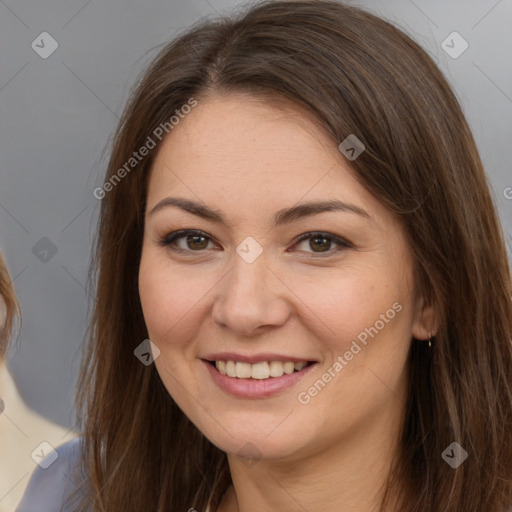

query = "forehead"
[145,94,390,230]
[162,96,333,165]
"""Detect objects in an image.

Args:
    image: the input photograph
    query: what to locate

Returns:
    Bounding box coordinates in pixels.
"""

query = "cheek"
[291,274,412,437]
[302,273,413,414]
[138,253,206,409]
[139,250,228,359]
[138,251,217,345]
[289,264,409,351]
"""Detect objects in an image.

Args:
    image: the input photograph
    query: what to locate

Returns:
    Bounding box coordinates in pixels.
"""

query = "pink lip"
[202,352,314,364]
[202,359,317,399]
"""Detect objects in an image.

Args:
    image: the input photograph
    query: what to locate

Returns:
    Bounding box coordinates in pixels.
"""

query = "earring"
[428,332,432,349]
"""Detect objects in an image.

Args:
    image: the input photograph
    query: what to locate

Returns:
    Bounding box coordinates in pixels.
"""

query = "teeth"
[226,360,236,378]
[217,360,226,375]
[214,360,309,379]
[283,362,294,374]
[251,361,270,379]
[235,362,252,379]
[294,361,307,371]
[269,361,284,377]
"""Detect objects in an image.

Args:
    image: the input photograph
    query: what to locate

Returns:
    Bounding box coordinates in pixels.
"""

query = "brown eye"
[294,232,352,257]
[160,229,352,258]
[185,234,209,250]
[308,236,331,252]
[160,230,215,253]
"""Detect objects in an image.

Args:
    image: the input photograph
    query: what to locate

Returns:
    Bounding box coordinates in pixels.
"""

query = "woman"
[0,252,76,512]
[19,1,512,511]
[0,253,18,359]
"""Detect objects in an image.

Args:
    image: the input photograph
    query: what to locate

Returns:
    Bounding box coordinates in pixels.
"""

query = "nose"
[212,250,291,337]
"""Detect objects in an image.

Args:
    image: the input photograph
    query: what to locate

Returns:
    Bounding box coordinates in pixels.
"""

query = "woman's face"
[138,93,432,462]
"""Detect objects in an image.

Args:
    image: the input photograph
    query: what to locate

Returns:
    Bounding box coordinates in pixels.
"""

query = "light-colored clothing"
[17,438,89,512]
[18,438,212,512]
[0,363,77,512]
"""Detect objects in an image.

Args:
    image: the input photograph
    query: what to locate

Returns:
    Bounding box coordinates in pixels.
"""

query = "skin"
[138,93,436,512]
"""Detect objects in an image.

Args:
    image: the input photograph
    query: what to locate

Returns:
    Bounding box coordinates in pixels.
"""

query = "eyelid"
[293,231,353,250]
[159,229,353,256]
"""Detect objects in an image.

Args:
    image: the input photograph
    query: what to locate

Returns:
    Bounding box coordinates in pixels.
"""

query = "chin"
[195,412,316,463]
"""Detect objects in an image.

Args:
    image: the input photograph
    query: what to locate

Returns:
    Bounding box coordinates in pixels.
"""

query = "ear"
[412,293,438,340]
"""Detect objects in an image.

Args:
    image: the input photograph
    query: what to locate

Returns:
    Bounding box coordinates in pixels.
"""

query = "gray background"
[1,0,511,429]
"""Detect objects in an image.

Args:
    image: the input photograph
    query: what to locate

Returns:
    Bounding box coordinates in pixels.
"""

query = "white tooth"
[216,361,226,375]
[269,361,284,377]
[226,360,237,378]
[283,362,295,374]
[235,362,252,378]
[251,361,270,379]
[294,361,307,371]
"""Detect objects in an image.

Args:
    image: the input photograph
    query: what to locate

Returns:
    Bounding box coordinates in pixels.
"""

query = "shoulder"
[17,437,90,512]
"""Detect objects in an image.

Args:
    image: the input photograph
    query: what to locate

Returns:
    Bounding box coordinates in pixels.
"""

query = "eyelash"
[158,229,353,258]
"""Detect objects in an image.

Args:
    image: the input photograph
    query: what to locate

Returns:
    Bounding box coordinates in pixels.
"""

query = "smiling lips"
[216,360,308,379]
[204,356,316,399]
[202,352,316,397]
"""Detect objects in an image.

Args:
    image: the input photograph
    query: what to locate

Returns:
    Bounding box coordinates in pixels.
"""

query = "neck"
[219,398,408,512]
[0,359,21,409]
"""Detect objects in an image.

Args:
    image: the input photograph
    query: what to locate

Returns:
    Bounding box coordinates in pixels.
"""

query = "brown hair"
[0,252,20,358]
[76,1,512,511]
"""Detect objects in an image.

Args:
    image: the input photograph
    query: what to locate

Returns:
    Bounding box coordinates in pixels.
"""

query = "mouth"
[205,359,314,379]
[201,357,318,399]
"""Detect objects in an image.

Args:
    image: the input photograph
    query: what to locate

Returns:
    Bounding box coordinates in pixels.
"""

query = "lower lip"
[202,360,317,399]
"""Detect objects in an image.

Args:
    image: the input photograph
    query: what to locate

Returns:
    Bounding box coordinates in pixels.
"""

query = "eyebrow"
[147,197,371,226]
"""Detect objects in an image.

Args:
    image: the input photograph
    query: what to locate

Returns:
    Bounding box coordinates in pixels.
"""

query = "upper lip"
[202,352,315,364]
